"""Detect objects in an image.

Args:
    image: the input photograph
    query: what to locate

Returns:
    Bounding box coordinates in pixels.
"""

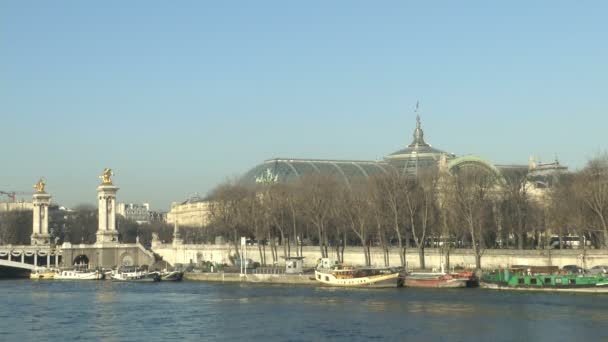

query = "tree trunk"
[469,220,481,270]
[317,224,325,258]
[340,235,345,264]
[418,245,425,270]
[395,230,406,269]
[281,231,287,260]
[444,245,450,271]
[233,229,240,259]
[475,252,482,271]
[258,244,264,266]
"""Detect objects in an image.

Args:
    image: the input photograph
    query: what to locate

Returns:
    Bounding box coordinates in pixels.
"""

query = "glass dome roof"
[240,158,395,187]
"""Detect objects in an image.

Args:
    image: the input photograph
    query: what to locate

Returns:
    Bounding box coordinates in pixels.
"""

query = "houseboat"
[314,258,404,288]
[54,269,105,280]
[481,267,608,293]
[405,271,477,288]
[111,267,161,282]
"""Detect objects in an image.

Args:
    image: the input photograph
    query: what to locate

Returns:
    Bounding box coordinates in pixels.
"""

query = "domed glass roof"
[240,158,395,187]
[384,115,454,175]
[241,112,458,184]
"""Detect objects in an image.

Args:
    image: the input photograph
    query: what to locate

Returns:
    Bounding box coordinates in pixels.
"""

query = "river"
[1,279,607,341]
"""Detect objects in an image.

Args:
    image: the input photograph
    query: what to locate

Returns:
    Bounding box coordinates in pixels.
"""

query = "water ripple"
[1,280,608,341]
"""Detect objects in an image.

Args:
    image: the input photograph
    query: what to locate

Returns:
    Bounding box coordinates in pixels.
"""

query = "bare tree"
[0,210,32,245]
[207,182,252,259]
[63,204,98,244]
[453,168,496,270]
[368,177,390,266]
[299,174,338,258]
[574,155,608,247]
[342,180,373,266]
[500,168,531,249]
[411,169,439,269]
[373,172,408,268]
[437,173,458,270]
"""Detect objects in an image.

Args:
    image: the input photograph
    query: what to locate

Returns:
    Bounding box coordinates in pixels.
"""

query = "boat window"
[569,278,575,285]
[317,275,321,280]
[530,278,537,285]
[325,276,329,282]
[555,278,562,284]
[518,278,525,285]
[544,278,551,285]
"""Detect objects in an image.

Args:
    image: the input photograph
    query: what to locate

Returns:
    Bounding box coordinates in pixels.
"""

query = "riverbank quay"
[154,243,608,270]
[184,271,317,285]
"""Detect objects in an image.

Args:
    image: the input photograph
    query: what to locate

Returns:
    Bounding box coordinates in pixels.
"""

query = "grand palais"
[167,114,566,227]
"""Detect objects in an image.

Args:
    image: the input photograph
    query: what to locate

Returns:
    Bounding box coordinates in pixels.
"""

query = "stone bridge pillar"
[96,169,119,244]
[31,178,51,245]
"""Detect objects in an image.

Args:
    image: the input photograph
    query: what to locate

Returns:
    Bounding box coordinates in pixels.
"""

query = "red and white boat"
[405,271,477,288]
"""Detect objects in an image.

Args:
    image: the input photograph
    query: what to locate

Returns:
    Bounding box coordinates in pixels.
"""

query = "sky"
[1,1,607,210]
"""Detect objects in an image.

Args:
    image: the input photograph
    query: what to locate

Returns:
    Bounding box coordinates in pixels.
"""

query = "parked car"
[562,265,584,274]
[588,265,608,275]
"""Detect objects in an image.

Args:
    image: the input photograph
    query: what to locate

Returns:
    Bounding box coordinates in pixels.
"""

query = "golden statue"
[99,168,113,185]
[34,177,46,193]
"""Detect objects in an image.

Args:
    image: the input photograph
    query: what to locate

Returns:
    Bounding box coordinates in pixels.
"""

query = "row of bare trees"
[199,154,608,270]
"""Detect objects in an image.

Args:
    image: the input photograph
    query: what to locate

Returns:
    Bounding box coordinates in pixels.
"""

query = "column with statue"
[31,177,51,245]
[96,168,119,244]
[173,218,183,247]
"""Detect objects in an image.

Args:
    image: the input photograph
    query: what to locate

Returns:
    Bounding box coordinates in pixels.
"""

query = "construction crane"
[0,190,31,203]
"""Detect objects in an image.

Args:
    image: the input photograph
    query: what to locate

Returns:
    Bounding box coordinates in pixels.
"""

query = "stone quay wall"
[153,243,608,270]
[61,242,156,269]
[184,272,316,285]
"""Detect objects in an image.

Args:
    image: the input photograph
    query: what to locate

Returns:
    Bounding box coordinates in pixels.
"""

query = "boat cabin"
[318,258,340,269]
[284,257,305,274]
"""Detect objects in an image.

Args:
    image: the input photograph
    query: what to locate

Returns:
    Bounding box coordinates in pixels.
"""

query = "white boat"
[314,258,403,288]
[54,269,105,280]
[111,267,161,282]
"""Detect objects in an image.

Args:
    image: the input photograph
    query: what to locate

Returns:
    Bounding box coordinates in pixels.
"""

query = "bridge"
[0,245,61,270]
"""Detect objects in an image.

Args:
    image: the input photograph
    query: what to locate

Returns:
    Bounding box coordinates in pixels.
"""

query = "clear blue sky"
[2,1,607,210]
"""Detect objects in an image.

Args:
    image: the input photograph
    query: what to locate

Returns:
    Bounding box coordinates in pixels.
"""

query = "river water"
[1,279,607,341]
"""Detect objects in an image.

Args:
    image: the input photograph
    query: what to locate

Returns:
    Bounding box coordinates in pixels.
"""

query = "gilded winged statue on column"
[100,168,113,185]
[34,177,46,193]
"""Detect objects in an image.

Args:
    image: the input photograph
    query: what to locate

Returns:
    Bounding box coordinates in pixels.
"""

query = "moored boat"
[111,267,161,282]
[54,269,105,280]
[481,267,608,293]
[160,270,184,281]
[405,271,476,288]
[314,258,403,288]
[30,268,56,280]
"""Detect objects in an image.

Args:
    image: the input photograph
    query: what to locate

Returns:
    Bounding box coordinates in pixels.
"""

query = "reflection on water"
[407,301,475,315]
[2,280,608,342]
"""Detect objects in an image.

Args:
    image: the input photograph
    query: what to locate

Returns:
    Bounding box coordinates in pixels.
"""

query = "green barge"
[481,267,608,293]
